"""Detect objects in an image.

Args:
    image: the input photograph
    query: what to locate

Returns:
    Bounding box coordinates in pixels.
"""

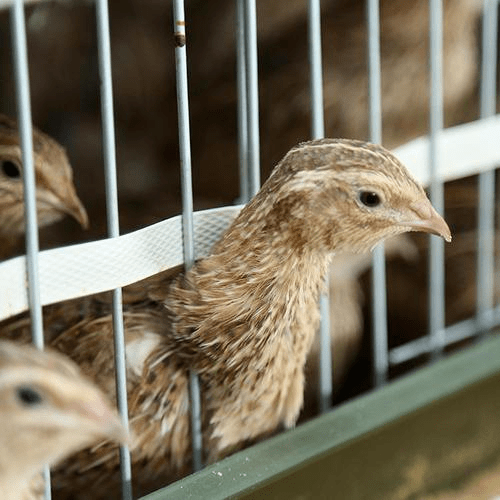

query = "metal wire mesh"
[2,0,500,497]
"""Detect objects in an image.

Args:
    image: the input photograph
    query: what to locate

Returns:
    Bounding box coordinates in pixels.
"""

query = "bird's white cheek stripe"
[0,205,244,322]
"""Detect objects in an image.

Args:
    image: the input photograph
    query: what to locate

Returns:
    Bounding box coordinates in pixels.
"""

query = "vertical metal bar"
[308,0,332,412]
[477,0,498,334]
[243,0,260,197]
[366,0,382,144]
[172,0,203,472]
[308,0,325,140]
[318,292,332,411]
[236,0,249,203]
[10,0,43,350]
[366,0,388,387]
[428,0,446,359]
[480,0,498,119]
[95,1,133,498]
[10,3,51,499]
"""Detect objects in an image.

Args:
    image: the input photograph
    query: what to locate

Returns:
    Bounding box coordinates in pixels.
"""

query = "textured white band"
[0,205,243,321]
[394,114,500,186]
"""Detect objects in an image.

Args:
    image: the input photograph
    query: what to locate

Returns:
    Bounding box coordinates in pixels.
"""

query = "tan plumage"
[0,114,88,259]
[0,340,127,500]
[0,139,451,498]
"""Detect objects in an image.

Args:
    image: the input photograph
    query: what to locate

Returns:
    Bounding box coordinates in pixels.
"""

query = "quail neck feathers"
[0,114,88,259]
[0,139,451,498]
[0,340,127,500]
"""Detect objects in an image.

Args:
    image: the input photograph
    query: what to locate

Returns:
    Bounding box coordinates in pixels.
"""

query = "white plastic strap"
[394,114,500,185]
[0,205,243,321]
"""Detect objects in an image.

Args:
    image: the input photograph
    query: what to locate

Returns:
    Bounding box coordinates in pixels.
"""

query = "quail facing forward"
[0,114,88,259]
[0,340,127,500]
[1,139,451,498]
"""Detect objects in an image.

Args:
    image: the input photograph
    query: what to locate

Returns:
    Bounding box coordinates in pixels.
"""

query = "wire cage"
[1,0,500,498]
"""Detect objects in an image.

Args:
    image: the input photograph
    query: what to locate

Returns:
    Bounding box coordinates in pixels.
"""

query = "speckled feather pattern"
[0,139,450,499]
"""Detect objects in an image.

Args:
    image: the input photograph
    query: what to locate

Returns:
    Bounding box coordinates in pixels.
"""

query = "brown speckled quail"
[0,114,88,260]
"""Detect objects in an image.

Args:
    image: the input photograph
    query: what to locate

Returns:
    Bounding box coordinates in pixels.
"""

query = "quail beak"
[403,198,452,242]
[74,394,129,445]
[62,189,89,229]
[42,185,89,229]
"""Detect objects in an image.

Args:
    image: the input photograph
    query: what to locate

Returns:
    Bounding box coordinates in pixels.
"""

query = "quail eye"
[1,160,21,179]
[16,386,43,407]
[359,191,381,208]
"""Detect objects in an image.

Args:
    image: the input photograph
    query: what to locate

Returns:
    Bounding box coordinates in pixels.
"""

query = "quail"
[0,340,127,500]
[0,114,88,260]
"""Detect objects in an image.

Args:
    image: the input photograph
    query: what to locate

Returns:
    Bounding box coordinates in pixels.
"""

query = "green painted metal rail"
[142,333,500,499]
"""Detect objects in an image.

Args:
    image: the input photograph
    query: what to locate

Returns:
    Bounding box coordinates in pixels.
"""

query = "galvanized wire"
[308,0,325,140]
[10,1,50,498]
[236,0,249,203]
[366,0,388,387]
[308,0,332,413]
[428,0,446,360]
[477,0,498,334]
[390,308,500,365]
[172,0,203,472]
[243,0,260,197]
[95,0,133,498]
[10,0,44,353]
[480,0,498,121]
[366,0,382,144]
